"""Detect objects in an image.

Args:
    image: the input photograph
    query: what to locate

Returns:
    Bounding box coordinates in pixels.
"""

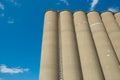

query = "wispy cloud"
[8,20,14,24]
[0,3,5,18]
[90,0,99,11]
[0,0,21,19]
[60,0,69,6]
[0,2,5,10]
[108,7,119,12]
[0,64,29,74]
[6,0,21,7]
[7,17,15,24]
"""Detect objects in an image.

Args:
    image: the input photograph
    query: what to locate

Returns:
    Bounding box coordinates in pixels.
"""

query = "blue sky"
[0,0,120,80]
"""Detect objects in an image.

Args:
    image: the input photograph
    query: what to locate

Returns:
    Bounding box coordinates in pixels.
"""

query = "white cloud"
[8,20,14,24]
[6,0,21,7]
[0,3,5,18]
[7,17,15,24]
[108,7,119,12]
[60,0,69,6]
[0,2,5,10]
[90,0,99,11]
[0,64,29,74]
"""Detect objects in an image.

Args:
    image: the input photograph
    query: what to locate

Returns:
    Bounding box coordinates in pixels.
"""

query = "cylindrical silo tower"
[59,11,82,80]
[101,12,120,63]
[87,11,120,80]
[73,11,104,80]
[40,10,59,80]
[115,12,120,27]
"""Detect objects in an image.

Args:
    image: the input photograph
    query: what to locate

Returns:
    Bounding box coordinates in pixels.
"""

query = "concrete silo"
[115,12,120,27]
[40,10,120,80]
[101,12,120,63]
[59,11,82,80]
[87,11,120,80]
[73,11,104,80]
[40,10,59,80]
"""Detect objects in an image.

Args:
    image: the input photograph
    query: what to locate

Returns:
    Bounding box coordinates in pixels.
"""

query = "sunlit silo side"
[73,11,104,80]
[101,12,120,63]
[40,10,120,80]
[115,12,120,27]
[59,11,82,80]
[87,11,120,80]
[40,10,59,80]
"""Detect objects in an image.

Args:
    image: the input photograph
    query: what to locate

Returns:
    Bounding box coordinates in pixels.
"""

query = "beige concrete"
[73,11,104,80]
[58,13,63,80]
[115,12,120,27]
[101,12,120,63]
[40,10,120,80]
[59,11,82,80]
[87,11,120,80]
[40,10,59,80]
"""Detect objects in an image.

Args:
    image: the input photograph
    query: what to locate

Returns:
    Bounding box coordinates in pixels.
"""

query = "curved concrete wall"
[115,12,120,27]
[40,10,120,80]
[101,12,120,63]
[59,11,82,80]
[40,11,59,80]
[87,11,120,80]
[73,11,103,80]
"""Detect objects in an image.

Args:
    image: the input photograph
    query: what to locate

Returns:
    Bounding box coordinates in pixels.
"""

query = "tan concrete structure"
[115,12,120,27]
[101,12,120,63]
[59,11,82,80]
[40,10,120,80]
[40,11,59,80]
[87,11,120,80]
[73,11,103,80]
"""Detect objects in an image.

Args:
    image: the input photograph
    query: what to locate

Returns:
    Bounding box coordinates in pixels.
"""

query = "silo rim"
[60,10,73,14]
[114,12,120,15]
[101,11,114,15]
[88,10,100,14]
[44,10,58,14]
[73,10,86,15]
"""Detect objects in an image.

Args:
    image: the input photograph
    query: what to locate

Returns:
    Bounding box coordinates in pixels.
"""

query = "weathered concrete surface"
[59,11,82,80]
[88,11,120,80]
[40,10,120,80]
[40,10,59,80]
[101,12,120,63]
[115,12,120,27]
[73,11,104,80]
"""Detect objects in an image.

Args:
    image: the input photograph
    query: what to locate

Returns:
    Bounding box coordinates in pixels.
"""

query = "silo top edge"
[60,10,73,14]
[88,10,99,13]
[114,12,120,16]
[87,10,100,15]
[45,10,58,14]
[101,11,114,16]
[73,10,86,15]
[44,10,119,14]
[60,10,72,13]
[75,10,85,12]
